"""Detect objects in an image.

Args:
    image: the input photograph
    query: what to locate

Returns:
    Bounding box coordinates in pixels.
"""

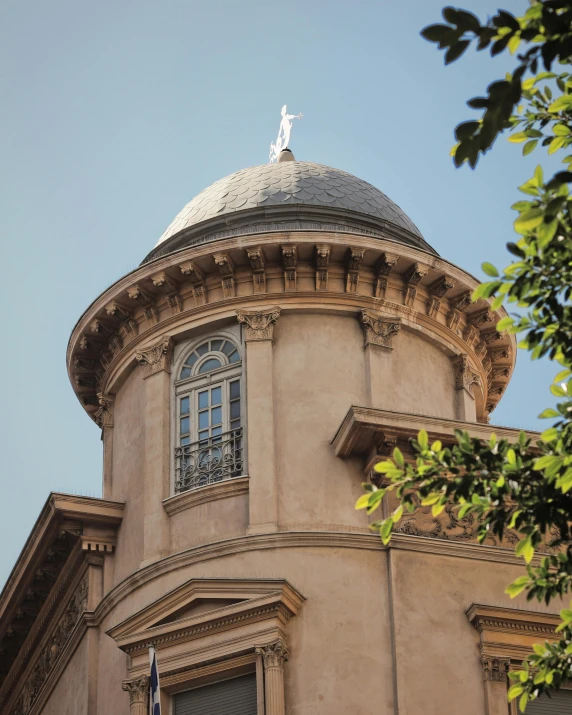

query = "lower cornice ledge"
[163,476,249,516]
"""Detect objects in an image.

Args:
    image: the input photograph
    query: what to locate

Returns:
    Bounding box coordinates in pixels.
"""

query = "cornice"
[163,476,249,516]
[467,604,560,637]
[66,231,516,424]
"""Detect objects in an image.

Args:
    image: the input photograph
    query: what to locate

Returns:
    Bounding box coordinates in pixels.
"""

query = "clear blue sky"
[0,0,554,587]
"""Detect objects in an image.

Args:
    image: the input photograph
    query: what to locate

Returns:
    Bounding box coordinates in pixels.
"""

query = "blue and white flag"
[149,646,161,715]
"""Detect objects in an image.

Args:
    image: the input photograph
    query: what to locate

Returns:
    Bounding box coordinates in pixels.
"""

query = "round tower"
[58,155,523,714]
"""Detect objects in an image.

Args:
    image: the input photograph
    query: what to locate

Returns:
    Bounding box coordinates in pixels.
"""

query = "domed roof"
[144,161,435,262]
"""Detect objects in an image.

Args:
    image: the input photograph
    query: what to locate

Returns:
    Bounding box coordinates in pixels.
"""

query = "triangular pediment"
[107,578,305,654]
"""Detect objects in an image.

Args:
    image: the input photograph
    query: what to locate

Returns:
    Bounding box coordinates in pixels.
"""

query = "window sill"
[163,476,249,517]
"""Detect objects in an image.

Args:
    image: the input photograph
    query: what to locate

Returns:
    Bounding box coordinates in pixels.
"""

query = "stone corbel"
[374,252,399,299]
[492,366,510,380]
[213,253,236,299]
[94,392,114,429]
[89,318,115,337]
[151,271,182,315]
[426,275,455,319]
[446,291,472,332]
[482,330,506,346]
[403,263,428,308]
[469,308,495,327]
[179,260,208,307]
[489,347,511,361]
[135,336,174,378]
[315,244,331,291]
[360,310,401,349]
[127,284,159,327]
[281,245,297,291]
[256,640,289,715]
[106,302,139,343]
[451,354,481,394]
[463,324,480,349]
[345,248,365,294]
[237,307,281,342]
[75,374,97,389]
[246,247,267,294]
[122,676,149,715]
[108,333,123,357]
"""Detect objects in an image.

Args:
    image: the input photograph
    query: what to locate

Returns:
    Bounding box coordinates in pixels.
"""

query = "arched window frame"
[172,333,245,494]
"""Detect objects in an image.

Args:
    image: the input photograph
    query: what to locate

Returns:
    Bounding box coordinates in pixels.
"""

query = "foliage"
[357,1,572,709]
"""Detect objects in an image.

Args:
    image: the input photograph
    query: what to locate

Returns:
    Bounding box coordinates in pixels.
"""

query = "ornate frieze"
[256,639,289,668]
[481,656,510,682]
[281,245,297,291]
[135,336,174,378]
[213,253,236,299]
[246,247,267,294]
[10,576,89,715]
[374,252,399,299]
[403,262,428,307]
[426,275,455,318]
[345,248,365,294]
[451,354,481,392]
[94,392,114,429]
[236,307,281,342]
[179,260,208,307]
[315,244,331,291]
[360,310,401,349]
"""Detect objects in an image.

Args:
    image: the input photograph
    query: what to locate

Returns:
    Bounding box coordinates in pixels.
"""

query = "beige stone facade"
[0,157,562,714]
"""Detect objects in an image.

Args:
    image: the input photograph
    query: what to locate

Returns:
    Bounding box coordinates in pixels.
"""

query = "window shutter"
[526,690,572,714]
[174,673,257,715]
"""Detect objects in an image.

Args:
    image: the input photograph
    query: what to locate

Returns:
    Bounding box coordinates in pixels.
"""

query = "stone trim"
[237,307,281,342]
[163,476,249,516]
[135,336,174,378]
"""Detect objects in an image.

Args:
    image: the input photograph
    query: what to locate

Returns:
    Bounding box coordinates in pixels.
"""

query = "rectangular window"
[173,674,257,715]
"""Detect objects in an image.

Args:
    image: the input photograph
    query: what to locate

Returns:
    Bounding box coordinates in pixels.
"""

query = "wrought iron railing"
[174,428,244,494]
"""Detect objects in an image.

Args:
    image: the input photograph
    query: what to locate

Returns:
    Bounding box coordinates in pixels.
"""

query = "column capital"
[256,639,289,668]
[237,307,281,342]
[360,310,401,349]
[94,392,114,429]
[481,655,510,682]
[451,353,481,393]
[122,675,149,705]
[135,336,174,378]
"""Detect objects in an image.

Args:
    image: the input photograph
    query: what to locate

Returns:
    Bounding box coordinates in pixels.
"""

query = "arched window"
[174,338,243,493]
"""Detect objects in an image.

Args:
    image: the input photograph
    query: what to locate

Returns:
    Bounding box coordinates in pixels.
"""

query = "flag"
[149,645,161,715]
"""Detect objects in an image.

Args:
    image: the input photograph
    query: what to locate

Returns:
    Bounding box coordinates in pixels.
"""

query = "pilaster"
[237,308,281,534]
[451,353,480,422]
[94,392,114,498]
[256,640,289,715]
[360,310,401,407]
[135,336,173,565]
[481,657,510,715]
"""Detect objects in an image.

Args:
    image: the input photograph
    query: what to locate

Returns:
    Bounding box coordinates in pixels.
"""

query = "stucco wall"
[40,636,88,715]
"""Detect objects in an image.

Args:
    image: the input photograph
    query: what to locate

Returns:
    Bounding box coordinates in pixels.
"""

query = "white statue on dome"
[269,105,303,163]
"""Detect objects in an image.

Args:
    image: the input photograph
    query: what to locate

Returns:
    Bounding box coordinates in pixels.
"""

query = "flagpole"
[149,642,161,715]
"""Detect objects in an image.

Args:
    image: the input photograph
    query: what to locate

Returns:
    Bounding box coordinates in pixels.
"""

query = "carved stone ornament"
[237,307,281,342]
[256,639,289,668]
[213,253,235,299]
[135,336,174,378]
[451,354,481,393]
[346,248,364,294]
[482,656,510,682]
[11,576,88,715]
[281,245,297,291]
[122,676,150,706]
[247,247,267,294]
[94,392,114,429]
[374,252,399,299]
[360,310,401,349]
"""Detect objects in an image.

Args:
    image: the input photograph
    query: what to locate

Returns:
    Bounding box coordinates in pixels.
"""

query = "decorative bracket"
[237,307,281,342]
[403,263,428,307]
[127,284,159,327]
[315,244,331,291]
[213,253,236,299]
[426,275,455,319]
[179,260,208,307]
[360,310,401,349]
[135,336,174,378]
[446,290,472,332]
[151,271,182,315]
[374,252,399,299]
[345,248,365,294]
[246,247,267,294]
[94,392,114,429]
[281,245,297,291]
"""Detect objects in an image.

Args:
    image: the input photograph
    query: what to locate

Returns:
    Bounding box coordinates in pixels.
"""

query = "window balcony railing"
[174,428,244,494]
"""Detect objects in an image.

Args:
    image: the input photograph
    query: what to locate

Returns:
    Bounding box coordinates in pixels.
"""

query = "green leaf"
[534,165,543,186]
[516,536,534,564]
[380,517,393,545]
[374,460,394,474]
[554,124,571,136]
[421,493,441,506]
[482,262,499,277]
[508,683,524,700]
[497,316,514,331]
[418,429,428,449]
[523,139,538,156]
[520,692,529,712]
[506,576,529,598]
[508,132,529,143]
[548,95,572,112]
[514,209,544,233]
[538,408,560,419]
[550,384,566,397]
[537,219,558,248]
[549,136,567,155]
[432,501,446,517]
[507,448,516,465]
[355,494,370,510]
[541,427,559,442]
[392,505,403,523]
[393,447,404,468]
[431,440,442,453]
[445,40,470,65]
[554,369,572,382]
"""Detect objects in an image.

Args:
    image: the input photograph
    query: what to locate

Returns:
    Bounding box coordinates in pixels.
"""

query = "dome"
[143,161,436,263]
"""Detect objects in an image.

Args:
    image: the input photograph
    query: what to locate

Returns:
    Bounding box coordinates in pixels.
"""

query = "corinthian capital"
[360,310,401,349]
[236,307,281,342]
[256,639,289,668]
[94,392,114,428]
[122,675,149,705]
[481,656,510,682]
[135,336,174,378]
[451,353,481,392]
